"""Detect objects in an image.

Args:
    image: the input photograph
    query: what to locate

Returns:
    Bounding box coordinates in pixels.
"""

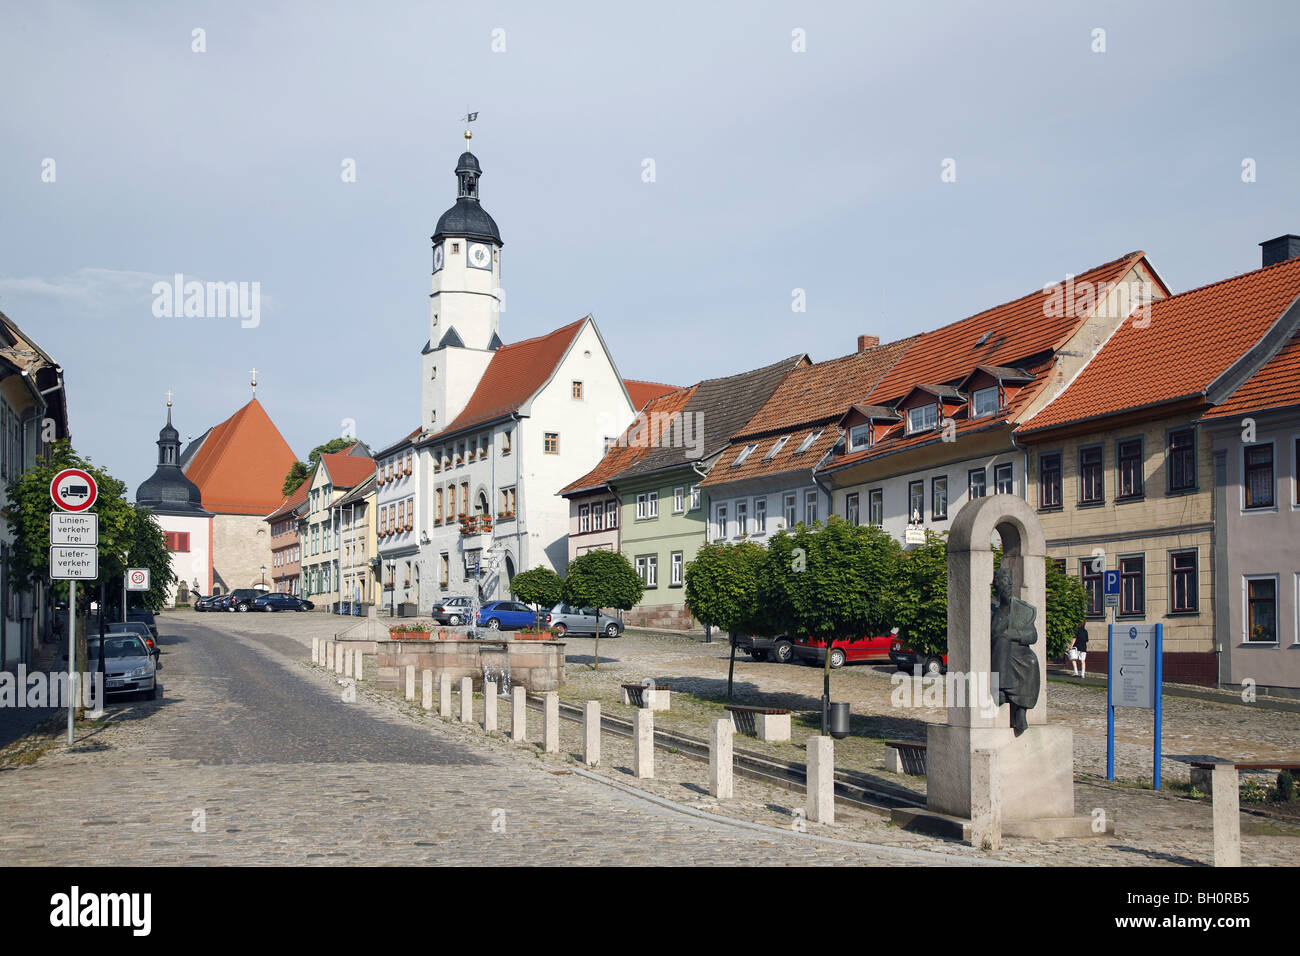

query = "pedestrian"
[1069,623,1089,678]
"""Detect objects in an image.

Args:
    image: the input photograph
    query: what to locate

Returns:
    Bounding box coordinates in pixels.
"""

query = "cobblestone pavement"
[0,612,1003,866]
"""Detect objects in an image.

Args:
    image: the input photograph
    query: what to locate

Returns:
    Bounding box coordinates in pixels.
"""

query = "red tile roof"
[1203,328,1300,420]
[431,318,587,439]
[559,385,698,495]
[182,398,299,515]
[264,475,311,522]
[625,379,680,411]
[319,451,376,489]
[1021,256,1300,434]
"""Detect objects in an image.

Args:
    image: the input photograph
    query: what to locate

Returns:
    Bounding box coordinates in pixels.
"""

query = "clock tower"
[422,134,504,432]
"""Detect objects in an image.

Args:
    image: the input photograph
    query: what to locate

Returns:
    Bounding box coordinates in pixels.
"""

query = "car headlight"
[128,665,152,678]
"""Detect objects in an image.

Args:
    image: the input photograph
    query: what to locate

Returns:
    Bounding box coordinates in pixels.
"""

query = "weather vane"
[463,111,477,147]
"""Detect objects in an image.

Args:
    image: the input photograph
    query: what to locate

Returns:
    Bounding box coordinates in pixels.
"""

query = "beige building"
[299,448,376,610]
[335,474,377,611]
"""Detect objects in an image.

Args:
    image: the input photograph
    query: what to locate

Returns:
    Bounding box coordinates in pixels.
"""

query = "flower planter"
[390,629,432,640]
[515,630,557,641]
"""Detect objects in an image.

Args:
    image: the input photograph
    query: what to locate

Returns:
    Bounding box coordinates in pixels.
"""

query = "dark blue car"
[476,601,537,631]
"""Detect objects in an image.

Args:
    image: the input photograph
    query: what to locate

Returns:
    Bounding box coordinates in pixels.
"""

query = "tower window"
[431,367,437,380]
[451,243,459,253]
[544,432,559,454]
[572,381,583,400]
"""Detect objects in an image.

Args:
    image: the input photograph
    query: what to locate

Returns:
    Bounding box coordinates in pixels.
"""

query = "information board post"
[1106,622,1114,780]
[1154,622,1163,791]
[1106,621,1163,790]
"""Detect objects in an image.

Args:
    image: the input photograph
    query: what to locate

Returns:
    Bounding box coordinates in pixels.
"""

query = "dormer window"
[848,424,871,451]
[732,443,759,467]
[907,404,938,434]
[973,386,999,417]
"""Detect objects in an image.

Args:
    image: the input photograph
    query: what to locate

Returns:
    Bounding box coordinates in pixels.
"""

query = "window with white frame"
[636,494,648,520]
[783,493,797,528]
[805,489,818,525]
[973,387,999,417]
[715,504,727,539]
[907,403,938,434]
[606,500,618,527]
[755,498,767,534]
[647,491,658,517]
[689,485,700,510]
[732,443,759,467]
[670,551,683,587]
[579,504,590,533]
[737,500,748,535]
[673,487,684,513]
[849,424,871,451]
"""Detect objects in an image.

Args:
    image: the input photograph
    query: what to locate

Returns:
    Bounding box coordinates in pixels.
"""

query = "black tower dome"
[136,405,208,516]
[432,149,502,246]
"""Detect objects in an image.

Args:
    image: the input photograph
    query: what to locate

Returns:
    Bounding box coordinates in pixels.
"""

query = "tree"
[281,437,366,495]
[510,566,563,630]
[684,541,769,698]
[1044,557,1087,659]
[281,461,310,496]
[560,549,644,670]
[760,517,901,730]
[891,531,949,663]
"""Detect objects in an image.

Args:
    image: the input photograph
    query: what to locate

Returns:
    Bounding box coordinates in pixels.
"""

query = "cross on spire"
[250,368,258,396]
[165,389,173,408]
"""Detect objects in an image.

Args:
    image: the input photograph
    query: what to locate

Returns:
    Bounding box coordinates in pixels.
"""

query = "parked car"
[432,596,474,626]
[99,633,159,699]
[733,633,795,663]
[210,594,235,612]
[194,594,217,612]
[226,589,265,612]
[889,636,947,676]
[792,633,895,669]
[543,604,623,638]
[252,593,314,612]
[105,621,160,663]
[127,608,159,640]
[475,601,538,631]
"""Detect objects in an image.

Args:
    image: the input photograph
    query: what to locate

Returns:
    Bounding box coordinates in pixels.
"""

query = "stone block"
[543,692,559,753]
[511,686,527,741]
[405,665,416,701]
[646,688,670,711]
[885,747,904,774]
[484,681,498,732]
[583,700,600,766]
[926,723,1074,822]
[460,677,473,723]
[806,735,834,824]
[755,711,791,743]
[421,669,433,711]
[970,747,1001,851]
[709,718,733,799]
[1211,764,1241,867]
[634,709,654,778]
[439,673,452,718]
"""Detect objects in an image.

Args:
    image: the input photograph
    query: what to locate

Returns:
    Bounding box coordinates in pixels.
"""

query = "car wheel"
[923,656,943,677]
[604,623,619,638]
[553,624,568,636]
[449,614,462,626]
[772,640,794,664]
[487,618,501,630]
[750,650,768,662]
[829,648,847,669]
[237,603,248,612]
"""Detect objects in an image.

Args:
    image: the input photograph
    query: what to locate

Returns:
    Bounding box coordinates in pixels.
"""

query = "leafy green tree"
[281,461,311,496]
[891,531,949,663]
[281,437,366,495]
[560,549,644,670]
[510,566,563,630]
[685,541,769,698]
[1044,557,1087,659]
[760,517,901,727]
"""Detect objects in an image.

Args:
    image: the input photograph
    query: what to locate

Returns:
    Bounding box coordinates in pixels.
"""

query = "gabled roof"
[334,472,377,507]
[615,355,808,479]
[375,425,422,458]
[1021,256,1300,434]
[1202,328,1300,420]
[559,385,698,496]
[264,475,311,522]
[422,318,588,442]
[899,383,967,404]
[839,404,900,426]
[318,451,376,489]
[624,379,680,411]
[181,398,299,515]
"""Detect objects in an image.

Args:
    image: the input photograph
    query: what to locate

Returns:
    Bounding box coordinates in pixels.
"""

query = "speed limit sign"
[126,568,151,591]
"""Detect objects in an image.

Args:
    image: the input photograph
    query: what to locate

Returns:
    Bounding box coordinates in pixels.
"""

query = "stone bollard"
[543,692,560,753]
[334,644,344,675]
[970,748,1001,851]
[710,717,734,799]
[405,665,416,702]
[421,670,434,711]
[343,647,354,678]
[806,736,834,824]
[511,686,527,741]
[583,701,600,766]
[634,708,654,778]
[353,649,363,682]
[312,637,320,665]
[484,682,498,732]
[460,677,474,723]
[1211,764,1241,867]
[439,674,452,718]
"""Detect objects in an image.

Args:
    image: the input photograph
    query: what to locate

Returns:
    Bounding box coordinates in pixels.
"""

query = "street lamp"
[260,565,267,590]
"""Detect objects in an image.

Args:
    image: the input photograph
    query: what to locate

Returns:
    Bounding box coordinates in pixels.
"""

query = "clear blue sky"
[2,0,1297,496]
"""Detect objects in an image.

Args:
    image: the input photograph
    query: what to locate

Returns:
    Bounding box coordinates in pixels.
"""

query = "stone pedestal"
[421,670,433,711]
[583,701,600,766]
[710,718,733,799]
[634,709,654,778]
[405,665,415,701]
[459,677,473,723]
[1211,764,1241,867]
[484,682,498,732]
[439,674,452,718]
[543,692,559,753]
[511,686,526,741]
[806,736,834,823]
[755,711,791,743]
[926,723,1074,822]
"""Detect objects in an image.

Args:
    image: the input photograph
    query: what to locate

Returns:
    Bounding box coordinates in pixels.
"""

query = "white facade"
[375,439,420,611]
[706,479,828,544]
[154,512,212,606]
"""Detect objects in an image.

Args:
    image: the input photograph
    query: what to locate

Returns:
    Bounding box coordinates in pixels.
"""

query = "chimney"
[1260,234,1300,268]
[857,334,880,352]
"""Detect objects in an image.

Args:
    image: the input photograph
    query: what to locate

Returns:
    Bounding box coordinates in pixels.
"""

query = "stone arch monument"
[918,494,1097,840]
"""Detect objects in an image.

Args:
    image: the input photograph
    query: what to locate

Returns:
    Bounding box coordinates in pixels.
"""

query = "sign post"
[50,469,99,745]
[1106,621,1164,790]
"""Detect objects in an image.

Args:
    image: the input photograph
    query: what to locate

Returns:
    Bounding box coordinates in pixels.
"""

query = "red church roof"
[624,379,680,411]
[182,398,299,515]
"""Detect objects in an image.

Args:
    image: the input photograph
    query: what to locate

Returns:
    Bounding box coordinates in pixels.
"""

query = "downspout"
[691,460,709,541]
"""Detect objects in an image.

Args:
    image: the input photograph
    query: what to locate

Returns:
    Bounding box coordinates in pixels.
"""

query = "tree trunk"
[727,632,737,700]
[591,608,600,670]
[821,642,832,735]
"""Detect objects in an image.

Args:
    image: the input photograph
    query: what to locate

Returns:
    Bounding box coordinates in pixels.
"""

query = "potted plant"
[515,626,557,641]
[389,623,433,640]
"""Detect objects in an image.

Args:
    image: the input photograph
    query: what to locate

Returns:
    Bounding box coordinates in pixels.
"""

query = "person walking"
[1069,623,1089,678]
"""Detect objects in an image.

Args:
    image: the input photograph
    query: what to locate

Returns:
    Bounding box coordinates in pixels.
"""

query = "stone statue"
[990,565,1040,735]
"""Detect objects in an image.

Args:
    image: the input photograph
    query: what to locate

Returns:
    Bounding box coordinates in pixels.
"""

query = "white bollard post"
[343,646,353,678]
[439,673,452,718]
[353,648,363,681]
[312,637,320,665]
[806,736,834,824]
[421,669,434,711]
[511,686,527,741]
[543,692,560,753]
[634,708,654,778]
[710,717,734,799]
[484,681,498,732]
[970,747,1001,851]
[460,677,474,723]
[1211,764,1242,867]
[583,701,600,766]
[405,664,416,701]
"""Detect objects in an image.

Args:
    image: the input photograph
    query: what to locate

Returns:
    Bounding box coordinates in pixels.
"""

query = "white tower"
[422,132,503,432]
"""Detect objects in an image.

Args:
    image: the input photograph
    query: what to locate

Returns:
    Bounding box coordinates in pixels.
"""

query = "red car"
[889,636,947,675]
[792,633,894,669]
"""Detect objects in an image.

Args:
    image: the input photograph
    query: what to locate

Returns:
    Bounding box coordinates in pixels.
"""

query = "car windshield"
[103,636,148,659]
[108,623,150,637]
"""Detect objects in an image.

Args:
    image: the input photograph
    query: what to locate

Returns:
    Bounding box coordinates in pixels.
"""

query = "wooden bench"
[622,683,671,710]
[1190,760,1300,791]
[885,739,927,776]
[1190,760,1300,866]
[724,704,792,742]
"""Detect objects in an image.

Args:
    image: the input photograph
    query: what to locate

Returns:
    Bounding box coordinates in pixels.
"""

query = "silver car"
[543,604,624,638]
[99,633,159,699]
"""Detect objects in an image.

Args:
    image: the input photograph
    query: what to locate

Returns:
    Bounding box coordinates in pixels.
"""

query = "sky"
[2,0,1298,497]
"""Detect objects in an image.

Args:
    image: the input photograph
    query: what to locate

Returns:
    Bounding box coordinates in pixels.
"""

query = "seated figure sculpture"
[990,565,1040,735]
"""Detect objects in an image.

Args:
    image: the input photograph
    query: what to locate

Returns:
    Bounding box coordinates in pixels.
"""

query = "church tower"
[422,132,503,432]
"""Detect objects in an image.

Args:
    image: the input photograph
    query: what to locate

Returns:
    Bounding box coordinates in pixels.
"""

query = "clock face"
[432,244,444,272]
[468,243,492,270]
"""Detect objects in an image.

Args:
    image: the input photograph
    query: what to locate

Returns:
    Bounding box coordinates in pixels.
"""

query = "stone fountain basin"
[374,638,565,693]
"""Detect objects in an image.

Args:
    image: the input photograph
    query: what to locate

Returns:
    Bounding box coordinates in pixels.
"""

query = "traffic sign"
[50,512,98,546]
[126,568,151,591]
[1104,593,1119,608]
[49,546,98,580]
[50,468,98,512]
[1113,623,1157,709]
[1104,570,1120,595]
